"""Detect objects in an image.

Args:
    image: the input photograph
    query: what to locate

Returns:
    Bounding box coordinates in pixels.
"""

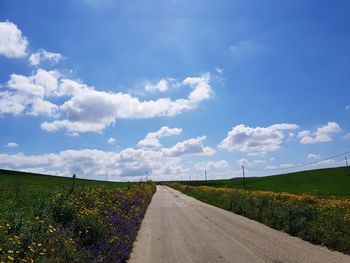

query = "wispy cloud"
[29,49,63,66]
[5,142,18,148]
[229,40,265,57]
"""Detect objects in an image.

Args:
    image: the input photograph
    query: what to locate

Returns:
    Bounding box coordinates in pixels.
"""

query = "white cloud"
[236,158,250,166]
[162,136,215,157]
[138,126,182,149]
[195,160,228,172]
[0,145,191,181]
[219,123,299,153]
[146,126,182,139]
[264,164,295,170]
[145,79,168,93]
[184,73,212,103]
[236,158,266,167]
[215,67,223,75]
[0,69,60,116]
[30,98,58,116]
[137,137,162,149]
[29,49,63,66]
[345,133,350,140]
[268,123,299,130]
[4,142,18,148]
[41,73,212,133]
[298,122,341,144]
[308,153,320,160]
[0,21,28,58]
[108,137,116,145]
[0,71,212,133]
[312,159,336,166]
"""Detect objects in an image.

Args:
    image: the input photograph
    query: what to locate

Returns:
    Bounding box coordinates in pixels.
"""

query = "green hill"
[0,168,129,189]
[171,166,350,197]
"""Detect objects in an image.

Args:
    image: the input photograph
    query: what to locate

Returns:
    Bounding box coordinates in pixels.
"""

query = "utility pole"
[205,170,207,181]
[242,166,246,190]
[71,173,76,193]
[346,156,350,175]
[146,171,148,182]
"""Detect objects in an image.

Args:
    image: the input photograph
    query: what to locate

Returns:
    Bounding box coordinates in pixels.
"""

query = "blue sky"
[0,0,350,181]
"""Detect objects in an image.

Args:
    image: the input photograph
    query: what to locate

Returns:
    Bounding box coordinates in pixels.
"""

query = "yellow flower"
[7,256,14,261]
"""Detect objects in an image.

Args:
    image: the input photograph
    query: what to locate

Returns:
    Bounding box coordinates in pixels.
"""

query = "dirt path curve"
[129,185,350,263]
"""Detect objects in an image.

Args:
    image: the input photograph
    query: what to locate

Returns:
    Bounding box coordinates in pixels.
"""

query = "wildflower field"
[169,184,350,255]
[168,167,350,197]
[0,171,156,262]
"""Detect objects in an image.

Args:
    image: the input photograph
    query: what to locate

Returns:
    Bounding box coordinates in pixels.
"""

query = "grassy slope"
[0,169,129,189]
[0,169,132,224]
[168,166,350,196]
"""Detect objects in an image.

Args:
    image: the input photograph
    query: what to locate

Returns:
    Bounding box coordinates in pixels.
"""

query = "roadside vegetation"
[0,170,156,262]
[169,183,350,255]
[166,167,350,197]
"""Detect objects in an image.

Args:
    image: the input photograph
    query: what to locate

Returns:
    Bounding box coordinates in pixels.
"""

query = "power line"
[202,151,350,180]
[245,150,350,171]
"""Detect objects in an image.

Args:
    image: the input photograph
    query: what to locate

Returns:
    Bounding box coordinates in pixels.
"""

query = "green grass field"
[0,168,134,230]
[164,166,350,197]
[0,169,155,262]
[0,168,130,189]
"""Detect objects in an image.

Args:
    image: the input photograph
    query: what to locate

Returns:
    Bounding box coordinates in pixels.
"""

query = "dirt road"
[129,186,350,263]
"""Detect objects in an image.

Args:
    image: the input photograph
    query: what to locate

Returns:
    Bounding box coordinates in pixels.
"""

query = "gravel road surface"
[129,186,350,263]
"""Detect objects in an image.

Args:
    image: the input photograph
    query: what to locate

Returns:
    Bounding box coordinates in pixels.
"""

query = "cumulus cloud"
[0,21,28,58]
[145,79,168,93]
[0,71,213,133]
[108,137,116,145]
[138,126,182,149]
[219,123,299,153]
[298,122,341,144]
[4,142,18,148]
[29,49,63,66]
[0,69,60,116]
[162,136,215,157]
[0,143,199,181]
[43,74,211,133]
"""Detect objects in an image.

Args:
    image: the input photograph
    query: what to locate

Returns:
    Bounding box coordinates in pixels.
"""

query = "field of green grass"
[165,166,350,196]
[0,169,155,262]
[0,169,130,189]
